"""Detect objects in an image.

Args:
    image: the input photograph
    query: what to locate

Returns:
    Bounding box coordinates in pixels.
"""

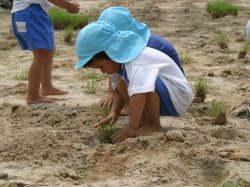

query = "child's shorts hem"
[156,77,179,117]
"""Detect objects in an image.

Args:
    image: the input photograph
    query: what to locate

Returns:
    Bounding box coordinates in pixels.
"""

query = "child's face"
[88,59,122,74]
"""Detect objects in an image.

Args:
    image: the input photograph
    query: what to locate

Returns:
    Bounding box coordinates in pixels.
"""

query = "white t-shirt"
[11,0,51,13]
[111,47,193,116]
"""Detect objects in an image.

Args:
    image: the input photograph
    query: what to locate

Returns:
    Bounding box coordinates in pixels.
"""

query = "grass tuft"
[179,51,192,63]
[241,41,250,52]
[206,1,239,17]
[98,105,119,144]
[209,99,227,117]
[194,77,209,95]
[48,7,89,29]
[12,68,29,80]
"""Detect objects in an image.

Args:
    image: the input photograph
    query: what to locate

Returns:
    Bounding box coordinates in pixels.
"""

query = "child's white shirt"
[111,47,193,116]
[11,0,51,13]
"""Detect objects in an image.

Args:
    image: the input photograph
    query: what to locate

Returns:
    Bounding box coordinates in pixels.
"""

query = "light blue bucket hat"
[98,7,151,44]
[246,20,250,40]
[74,20,146,70]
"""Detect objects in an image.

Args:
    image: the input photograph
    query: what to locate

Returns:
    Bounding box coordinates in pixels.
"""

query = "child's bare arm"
[48,0,80,14]
[94,89,125,127]
[99,77,115,109]
[111,93,146,143]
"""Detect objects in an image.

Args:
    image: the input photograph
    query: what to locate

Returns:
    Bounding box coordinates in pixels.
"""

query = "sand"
[0,0,250,186]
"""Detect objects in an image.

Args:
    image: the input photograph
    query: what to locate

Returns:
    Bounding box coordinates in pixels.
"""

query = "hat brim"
[74,54,93,70]
[74,30,146,70]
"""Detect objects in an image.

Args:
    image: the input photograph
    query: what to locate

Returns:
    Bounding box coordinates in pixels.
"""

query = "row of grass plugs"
[206,0,239,19]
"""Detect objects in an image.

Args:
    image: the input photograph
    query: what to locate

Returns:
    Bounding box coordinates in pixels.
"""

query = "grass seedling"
[209,99,227,117]
[101,104,110,118]
[48,7,89,29]
[194,77,209,102]
[55,49,61,55]
[98,122,119,143]
[85,79,99,94]
[12,68,29,80]
[63,25,74,42]
[194,77,209,95]
[217,180,244,187]
[97,105,119,143]
[76,168,90,180]
[206,1,239,19]
[84,69,106,81]
[238,41,250,59]
[179,51,192,63]
[214,32,228,49]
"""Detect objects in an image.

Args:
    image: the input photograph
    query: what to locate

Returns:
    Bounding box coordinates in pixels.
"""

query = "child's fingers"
[111,132,124,144]
[94,123,100,128]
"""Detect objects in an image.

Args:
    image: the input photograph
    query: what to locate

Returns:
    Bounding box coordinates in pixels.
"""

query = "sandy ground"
[0,0,250,186]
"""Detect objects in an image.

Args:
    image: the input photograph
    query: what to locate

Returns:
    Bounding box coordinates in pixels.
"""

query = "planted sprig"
[12,68,29,80]
[98,105,119,143]
[179,51,192,63]
[209,99,227,117]
[214,32,228,49]
[63,25,74,42]
[194,77,209,95]
[241,41,250,52]
[85,79,99,94]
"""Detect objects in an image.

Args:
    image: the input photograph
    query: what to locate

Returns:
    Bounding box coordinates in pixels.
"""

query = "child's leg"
[27,49,55,104]
[116,78,131,116]
[116,78,151,129]
[40,45,69,96]
[136,91,164,136]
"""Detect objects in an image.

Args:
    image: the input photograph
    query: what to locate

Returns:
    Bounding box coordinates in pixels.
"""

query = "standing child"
[97,7,185,116]
[74,21,192,143]
[11,0,80,104]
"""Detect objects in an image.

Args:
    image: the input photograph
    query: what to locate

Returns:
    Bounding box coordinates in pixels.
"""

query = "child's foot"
[136,124,164,137]
[41,86,69,96]
[120,106,130,116]
[26,94,55,104]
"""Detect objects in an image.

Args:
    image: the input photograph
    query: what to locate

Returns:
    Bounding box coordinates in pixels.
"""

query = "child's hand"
[94,112,117,128]
[111,125,136,144]
[99,93,114,109]
[66,1,80,14]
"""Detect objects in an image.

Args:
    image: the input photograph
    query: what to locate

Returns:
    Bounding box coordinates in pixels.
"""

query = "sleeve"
[127,64,159,97]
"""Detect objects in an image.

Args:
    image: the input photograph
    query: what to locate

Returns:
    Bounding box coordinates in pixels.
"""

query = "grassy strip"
[206,1,238,18]
[48,7,89,29]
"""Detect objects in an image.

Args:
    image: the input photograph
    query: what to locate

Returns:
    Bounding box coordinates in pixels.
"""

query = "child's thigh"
[155,77,179,116]
[12,4,54,51]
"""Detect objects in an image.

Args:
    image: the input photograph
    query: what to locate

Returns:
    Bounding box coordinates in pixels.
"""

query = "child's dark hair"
[83,51,110,68]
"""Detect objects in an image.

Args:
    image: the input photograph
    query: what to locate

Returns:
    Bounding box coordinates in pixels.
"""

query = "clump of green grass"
[55,49,61,56]
[48,7,89,29]
[12,68,29,80]
[209,99,227,117]
[214,32,228,49]
[179,51,192,63]
[98,105,119,143]
[218,180,246,187]
[85,79,99,94]
[63,25,74,42]
[84,69,106,81]
[195,77,209,95]
[238,41,250,59]
[241,41,250,52]
[206,1,239,19]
